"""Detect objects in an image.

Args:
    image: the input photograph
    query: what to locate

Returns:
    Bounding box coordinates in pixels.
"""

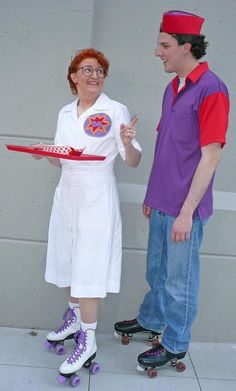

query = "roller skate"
[114,318,161,346]
[137,343,186,378]
[57,328,100,387]
[43,307,80,355]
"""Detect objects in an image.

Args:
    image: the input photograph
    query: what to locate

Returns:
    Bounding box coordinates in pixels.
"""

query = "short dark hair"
[160,26,208,59]
[172,34,208,59]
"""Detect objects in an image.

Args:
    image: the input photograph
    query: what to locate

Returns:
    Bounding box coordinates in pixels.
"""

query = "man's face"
[155,32,187,74]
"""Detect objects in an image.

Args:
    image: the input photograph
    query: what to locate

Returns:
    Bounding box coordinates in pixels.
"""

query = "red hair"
[67,48,109,95]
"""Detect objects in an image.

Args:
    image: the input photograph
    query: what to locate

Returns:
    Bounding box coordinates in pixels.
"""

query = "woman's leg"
[67,292,99,325]
[44,288,81,353]
[59,297,99,375]
[78,298,99,324]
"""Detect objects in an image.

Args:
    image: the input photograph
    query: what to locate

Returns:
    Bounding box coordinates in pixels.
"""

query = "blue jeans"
[137,209,208,354]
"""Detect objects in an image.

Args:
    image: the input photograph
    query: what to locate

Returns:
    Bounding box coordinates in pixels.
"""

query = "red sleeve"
[199,92,229,147]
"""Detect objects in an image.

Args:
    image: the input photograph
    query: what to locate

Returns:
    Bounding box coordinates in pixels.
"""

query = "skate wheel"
[147,368,157,378]
[55,343,65,355]
[57,374,67,385]
[121,335,130,345]
[90,362,100,375]
[43,340,53,350]
[176,361,186,372]
[69,374,81,388]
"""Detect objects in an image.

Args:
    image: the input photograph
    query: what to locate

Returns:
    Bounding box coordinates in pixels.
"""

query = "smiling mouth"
[88,81,100,85]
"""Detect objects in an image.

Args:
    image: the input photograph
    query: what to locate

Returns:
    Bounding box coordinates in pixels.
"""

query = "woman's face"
[70,57,105,97]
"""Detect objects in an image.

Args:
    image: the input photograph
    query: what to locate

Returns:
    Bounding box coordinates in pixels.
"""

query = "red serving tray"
[6,144,106,161]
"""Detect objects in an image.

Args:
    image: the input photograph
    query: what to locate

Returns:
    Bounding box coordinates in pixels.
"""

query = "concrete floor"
[0,327,236,390]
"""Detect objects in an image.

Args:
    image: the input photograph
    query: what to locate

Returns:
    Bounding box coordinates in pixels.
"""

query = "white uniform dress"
[45,93,141,298]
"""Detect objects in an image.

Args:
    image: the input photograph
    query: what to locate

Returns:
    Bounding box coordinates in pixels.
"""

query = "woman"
[35,48,141,381]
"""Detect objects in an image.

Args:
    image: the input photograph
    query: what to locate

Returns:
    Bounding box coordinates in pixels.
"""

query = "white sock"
[81,321,97,331]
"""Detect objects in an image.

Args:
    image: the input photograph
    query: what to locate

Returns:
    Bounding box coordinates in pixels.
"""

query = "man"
[114,10,229,370]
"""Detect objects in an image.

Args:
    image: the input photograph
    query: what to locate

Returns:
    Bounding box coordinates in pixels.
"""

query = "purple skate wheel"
[57,374,67,384]
[90,362,100,375]
[55,343,65,355]
[43,340,53,350]
[69,374,81,387]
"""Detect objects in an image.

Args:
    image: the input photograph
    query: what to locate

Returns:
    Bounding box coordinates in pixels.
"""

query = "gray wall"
[0,0,235,343]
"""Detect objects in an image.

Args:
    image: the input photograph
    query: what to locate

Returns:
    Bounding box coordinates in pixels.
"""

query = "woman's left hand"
[120,115,139,146]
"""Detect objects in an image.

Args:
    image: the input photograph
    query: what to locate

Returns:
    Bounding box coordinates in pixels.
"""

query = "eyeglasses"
[78,65,105,78]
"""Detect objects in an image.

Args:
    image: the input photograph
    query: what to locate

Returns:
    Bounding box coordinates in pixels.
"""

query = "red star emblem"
[86,114,111,135]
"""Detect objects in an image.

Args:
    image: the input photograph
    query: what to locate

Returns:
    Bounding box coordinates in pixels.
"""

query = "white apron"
[45,93,141,298]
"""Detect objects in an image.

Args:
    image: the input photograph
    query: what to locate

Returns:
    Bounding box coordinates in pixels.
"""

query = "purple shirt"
[144,63,229,219]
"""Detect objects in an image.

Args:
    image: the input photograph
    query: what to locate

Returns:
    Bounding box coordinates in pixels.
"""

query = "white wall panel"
[0,0,94,138]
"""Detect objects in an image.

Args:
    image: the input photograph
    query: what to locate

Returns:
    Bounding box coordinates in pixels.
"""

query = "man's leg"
[161,216,207,354]
[137,209,167,332]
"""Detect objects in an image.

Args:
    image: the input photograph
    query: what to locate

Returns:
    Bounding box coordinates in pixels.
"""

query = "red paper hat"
[162,10,205,35]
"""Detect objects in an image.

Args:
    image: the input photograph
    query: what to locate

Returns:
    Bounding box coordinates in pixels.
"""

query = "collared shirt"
[144,62,230,219]
[54,92,141,170]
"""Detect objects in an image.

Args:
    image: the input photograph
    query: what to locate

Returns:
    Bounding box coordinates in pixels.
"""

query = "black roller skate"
[137,343,186,378]
[114,318,161,346]
[43,307,80,355]
[57,329,100,388]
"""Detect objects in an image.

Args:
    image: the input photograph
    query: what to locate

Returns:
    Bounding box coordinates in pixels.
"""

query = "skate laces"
[55,308,76,334]
[74,330,86,345]
[67,330,87,364]
[146,346,165,356]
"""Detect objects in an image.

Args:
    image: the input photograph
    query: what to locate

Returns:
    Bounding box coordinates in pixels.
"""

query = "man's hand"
[142,204,151,218]
[171,143,222,242]
[171,212,193,242]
